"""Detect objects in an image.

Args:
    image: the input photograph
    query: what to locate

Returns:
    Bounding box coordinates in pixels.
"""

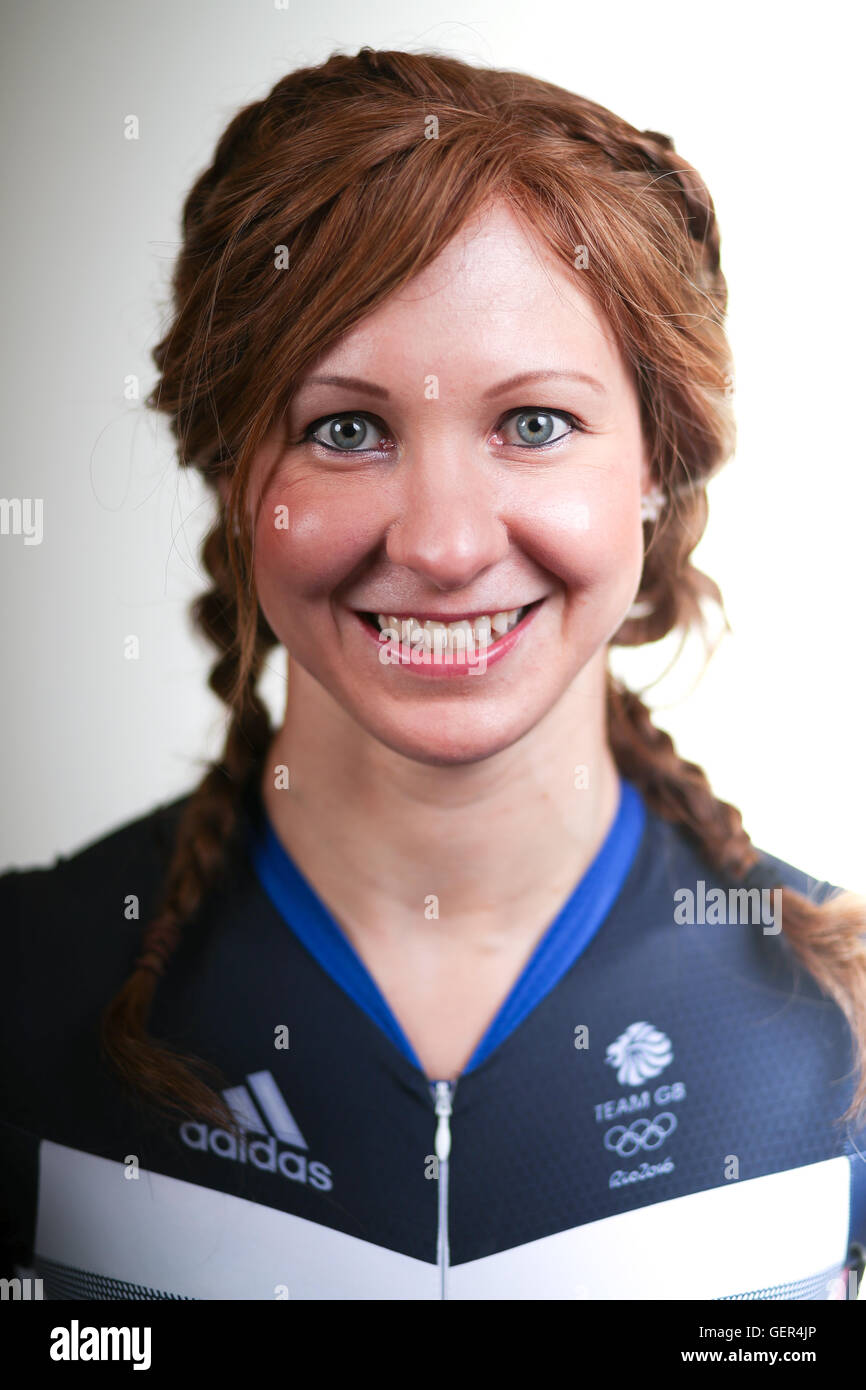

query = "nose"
[383,446,509,590]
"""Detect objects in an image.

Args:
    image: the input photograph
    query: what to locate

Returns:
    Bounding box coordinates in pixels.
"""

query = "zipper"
[430,1079,455,1300]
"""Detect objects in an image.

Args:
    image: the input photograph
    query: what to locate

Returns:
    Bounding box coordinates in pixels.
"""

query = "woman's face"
[247,200,650,765]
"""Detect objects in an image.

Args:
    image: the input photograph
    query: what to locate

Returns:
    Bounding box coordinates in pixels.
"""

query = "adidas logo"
[179,1069,333,1191]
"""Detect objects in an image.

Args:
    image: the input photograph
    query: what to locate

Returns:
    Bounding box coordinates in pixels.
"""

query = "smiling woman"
[2,45,865,1304]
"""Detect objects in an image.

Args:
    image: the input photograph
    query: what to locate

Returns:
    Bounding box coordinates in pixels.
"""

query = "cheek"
[509,468,643,598]
[253,479,384,605]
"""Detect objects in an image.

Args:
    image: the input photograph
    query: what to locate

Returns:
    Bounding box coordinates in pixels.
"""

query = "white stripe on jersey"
[33,1139,851,1300]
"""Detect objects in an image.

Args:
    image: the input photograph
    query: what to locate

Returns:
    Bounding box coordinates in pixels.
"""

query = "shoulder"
[0,792,193,918]
[0,794,195,1027]
[640,798,845,913]
[631,799,854,1005]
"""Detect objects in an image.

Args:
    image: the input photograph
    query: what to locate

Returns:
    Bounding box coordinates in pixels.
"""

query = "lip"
[350,598,546,677]
[362,606,539,622]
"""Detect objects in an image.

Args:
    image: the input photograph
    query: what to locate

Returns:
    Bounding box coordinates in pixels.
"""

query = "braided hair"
[101,46,866,1132]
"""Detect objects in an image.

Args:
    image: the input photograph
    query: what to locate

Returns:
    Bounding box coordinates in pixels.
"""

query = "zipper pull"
[432,1080,453,1162]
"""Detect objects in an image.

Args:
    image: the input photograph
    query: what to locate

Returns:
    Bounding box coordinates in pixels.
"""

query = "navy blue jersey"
[1,777,864,1300]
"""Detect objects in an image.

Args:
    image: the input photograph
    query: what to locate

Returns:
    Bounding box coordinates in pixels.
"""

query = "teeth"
[375,608,524,650]
[474,615,492,644]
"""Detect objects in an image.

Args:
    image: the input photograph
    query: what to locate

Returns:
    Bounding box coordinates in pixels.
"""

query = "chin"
[361,723,530,768]
[344,690,563,768]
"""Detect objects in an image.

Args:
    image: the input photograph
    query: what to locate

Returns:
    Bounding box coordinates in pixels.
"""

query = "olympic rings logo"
[603,1112,677,1157]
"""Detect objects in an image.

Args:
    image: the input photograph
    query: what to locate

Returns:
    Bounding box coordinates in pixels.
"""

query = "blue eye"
[501,409,579,447]
[306,414,387,452]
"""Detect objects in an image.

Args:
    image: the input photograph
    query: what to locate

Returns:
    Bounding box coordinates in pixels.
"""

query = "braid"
[626,128,721,275]
[608,675,753,879]
[178,99,267,240]
[607,672,866,1128]
[101,514,277,1130]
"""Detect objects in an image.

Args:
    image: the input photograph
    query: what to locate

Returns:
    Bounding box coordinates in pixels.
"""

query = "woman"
[2,46,865,1302]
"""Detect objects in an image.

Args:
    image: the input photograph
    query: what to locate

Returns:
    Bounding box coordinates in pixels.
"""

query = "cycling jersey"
[1,777,864,1301]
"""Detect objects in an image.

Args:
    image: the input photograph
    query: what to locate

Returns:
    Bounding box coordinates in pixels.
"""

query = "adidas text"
[180,1123,334,1190]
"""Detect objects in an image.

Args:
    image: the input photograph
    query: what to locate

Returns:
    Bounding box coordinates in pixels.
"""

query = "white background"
[1,0,863,891]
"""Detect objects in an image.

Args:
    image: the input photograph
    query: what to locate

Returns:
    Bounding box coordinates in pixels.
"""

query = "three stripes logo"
[179,1070,333,1191]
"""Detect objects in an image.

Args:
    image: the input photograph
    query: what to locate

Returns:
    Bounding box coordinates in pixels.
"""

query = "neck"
[260,654,620,949]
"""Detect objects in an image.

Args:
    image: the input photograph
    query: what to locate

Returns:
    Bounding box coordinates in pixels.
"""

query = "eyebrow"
[481,369,607,399]
[299,369,608,400]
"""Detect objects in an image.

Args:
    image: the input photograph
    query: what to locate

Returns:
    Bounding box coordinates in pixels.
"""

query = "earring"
[640,486,665,523]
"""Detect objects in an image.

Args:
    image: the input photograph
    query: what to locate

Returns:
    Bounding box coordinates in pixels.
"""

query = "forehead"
[301,199,630,392]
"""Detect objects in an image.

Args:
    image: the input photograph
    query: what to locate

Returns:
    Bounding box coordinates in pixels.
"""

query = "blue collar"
[247,776,646,1078]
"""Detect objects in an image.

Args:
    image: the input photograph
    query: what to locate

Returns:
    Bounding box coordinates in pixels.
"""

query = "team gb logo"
[606,1021,673,1086]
